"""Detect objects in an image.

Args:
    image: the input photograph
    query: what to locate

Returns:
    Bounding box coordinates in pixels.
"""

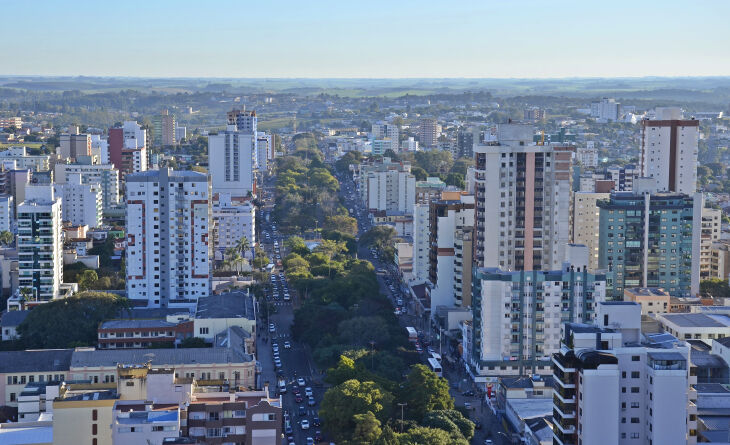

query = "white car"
[301,419,310,430]
[297,377,306,387]
[284,341,291,349]
[305,387,313,397]
[269,324,276,333]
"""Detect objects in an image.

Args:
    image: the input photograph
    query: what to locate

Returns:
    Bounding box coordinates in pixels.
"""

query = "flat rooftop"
[660,313,730,328]
[625,287,669,297]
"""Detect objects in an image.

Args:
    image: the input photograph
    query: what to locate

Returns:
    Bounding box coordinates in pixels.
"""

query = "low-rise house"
[1,309,29,340]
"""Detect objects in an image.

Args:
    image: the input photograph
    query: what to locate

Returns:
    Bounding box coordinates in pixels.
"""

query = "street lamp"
[397,402,407,433]
[369,340,376,370]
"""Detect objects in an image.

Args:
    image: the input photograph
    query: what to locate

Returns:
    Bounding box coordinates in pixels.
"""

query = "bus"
[427,357,443,377]
[406,327,418,342]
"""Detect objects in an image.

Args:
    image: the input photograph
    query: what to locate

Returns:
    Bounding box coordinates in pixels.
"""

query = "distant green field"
[258,118,296,131]
[0,142,43,150]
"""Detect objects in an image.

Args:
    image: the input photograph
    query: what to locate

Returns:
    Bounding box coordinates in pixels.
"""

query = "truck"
[406,327,417,342]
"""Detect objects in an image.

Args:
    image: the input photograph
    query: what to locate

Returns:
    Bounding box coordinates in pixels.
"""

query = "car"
[415,344,423,353]
[293,387,300,395]
[272,343,279,351]
[297,377,306,387]
[285,424,292,434]
[298,405,306,416]
[306,438,314,445]
[301,419,310,430]
[308,396,316,406]
[295,394,303,403]
[275,360,282,369]
[484,440,493,444]
[314,430,322,441]
[284,341,291,349]
[304,387,313,396]
[474,421,482,430]
[269,324,276,333]
[394,309,401,316]
[312,416,321,427]
[462,390,475,397]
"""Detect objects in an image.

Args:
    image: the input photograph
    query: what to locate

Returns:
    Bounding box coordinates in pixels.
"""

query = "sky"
[2,0,729,78]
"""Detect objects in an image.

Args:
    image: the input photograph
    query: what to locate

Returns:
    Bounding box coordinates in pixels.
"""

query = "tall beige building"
[572,192,610,272]
[701,207,722,280]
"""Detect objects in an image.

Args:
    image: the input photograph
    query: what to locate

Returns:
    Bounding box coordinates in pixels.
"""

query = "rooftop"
[99,319,178,330]
[660,313,730,328]
[1,310,29,327]
[195,291,255,320]
[625,287,669,297]
[0,349,72,374]
[71,345,253,368]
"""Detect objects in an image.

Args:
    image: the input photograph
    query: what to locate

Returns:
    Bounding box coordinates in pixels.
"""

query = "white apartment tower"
[552,302,689,445]
[209,111,258,198]
[17,186,63,301]
[55,160,120,212]
[358,158,416,214]
[473,123,574,271]
[125,168,211,309]
[640,107,699,196]
[700,207,722,280]
[60,173,103,228]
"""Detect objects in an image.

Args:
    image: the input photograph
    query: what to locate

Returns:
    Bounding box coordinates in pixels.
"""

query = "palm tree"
[235,236,251,258]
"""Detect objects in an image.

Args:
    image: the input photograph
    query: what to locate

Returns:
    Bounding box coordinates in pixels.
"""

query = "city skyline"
[2,0,729,78]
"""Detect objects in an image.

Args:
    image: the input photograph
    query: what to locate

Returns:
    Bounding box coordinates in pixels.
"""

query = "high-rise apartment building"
[427,192,475,309]
[153,109,177,146]
[552,302,689,445]
[59,133,91,160]
[371,121,399,154]
[418,118,440,148]
[700,207,722,280]
[473,123,574,271]
[590,98,620,122]
[576,141,598,168]
[227,108,257,133]
[125,168,211,309]
[208,127,257,199]
[640,107,699,196]
[357,157,416,214]
[17,186,63,302]
[598,187,701,298]
[0,195,13,232]
[606,164,640,191]
[456,127,477,159]
[59,173,102,228]
[470,252,607,376]
[412,203,430,284]
[573,192,610,272]
[55,158,120,212]
[108,121,148,176]
[523,106,546,121]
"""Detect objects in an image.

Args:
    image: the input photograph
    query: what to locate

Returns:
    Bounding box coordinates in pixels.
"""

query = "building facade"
[17,186,63,301]
[125,169,211,309]
[108,121,148,176]
[572,192,610,272]
[55,160,120,212]
[640,107,699,196]
[208,127,257,199]
[598,191,701,298]
[470,260,606,376]
[473,124,574,271]
[59,173,102,228]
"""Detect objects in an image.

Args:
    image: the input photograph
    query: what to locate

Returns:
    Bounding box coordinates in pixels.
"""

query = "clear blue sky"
[3,0,728,78]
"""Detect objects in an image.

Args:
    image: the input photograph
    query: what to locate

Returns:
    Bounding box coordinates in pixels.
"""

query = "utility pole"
[369,340,376,370]
[397,402,407,433]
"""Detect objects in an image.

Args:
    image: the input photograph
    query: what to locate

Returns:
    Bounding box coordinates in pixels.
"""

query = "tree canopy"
[17,292,129,348]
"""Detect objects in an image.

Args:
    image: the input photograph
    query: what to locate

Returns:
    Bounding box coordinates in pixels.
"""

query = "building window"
[92,424,97,435]
[631,355,640,361]
[92,409,98,421]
